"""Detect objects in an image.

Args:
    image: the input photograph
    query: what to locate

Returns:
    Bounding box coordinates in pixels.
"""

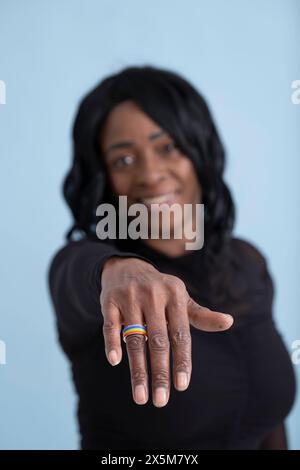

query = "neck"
[143,236,188,258]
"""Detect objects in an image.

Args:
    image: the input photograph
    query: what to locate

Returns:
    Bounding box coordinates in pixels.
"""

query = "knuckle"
[103,318,118,333]
[174,355,191,374]
[126,334,145,351]
[170,294,187,310]
[152,369,169,386]
[170,327,191,347]
[165,273,180,284]
[166,275,186,293]
[149,330,170,352]
[131,368,147,384]
[145,279,163,296]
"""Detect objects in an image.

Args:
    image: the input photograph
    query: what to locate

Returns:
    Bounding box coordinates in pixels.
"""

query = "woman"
[48,65,296,450]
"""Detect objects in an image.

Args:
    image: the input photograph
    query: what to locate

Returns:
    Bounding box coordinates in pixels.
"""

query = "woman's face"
[100,100,202,234]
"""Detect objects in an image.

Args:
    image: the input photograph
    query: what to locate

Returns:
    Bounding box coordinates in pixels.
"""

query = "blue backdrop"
[0,0,299,449]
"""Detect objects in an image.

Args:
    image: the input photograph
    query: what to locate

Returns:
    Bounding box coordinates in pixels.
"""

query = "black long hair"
[63,65,235,294]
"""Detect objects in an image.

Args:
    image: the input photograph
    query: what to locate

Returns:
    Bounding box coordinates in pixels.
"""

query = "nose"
[135,152,166,188]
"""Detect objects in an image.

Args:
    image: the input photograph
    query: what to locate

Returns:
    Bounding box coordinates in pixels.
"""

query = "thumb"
[187,297,234,332]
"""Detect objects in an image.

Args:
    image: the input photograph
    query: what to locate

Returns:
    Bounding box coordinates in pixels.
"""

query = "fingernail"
[108,350,119,366]
[224,314,234,326]
[176,372,188,390]
[134,384,147,404]
[154,387,168,407]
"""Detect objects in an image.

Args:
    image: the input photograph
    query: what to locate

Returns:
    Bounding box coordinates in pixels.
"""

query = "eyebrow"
[104,130,166,156]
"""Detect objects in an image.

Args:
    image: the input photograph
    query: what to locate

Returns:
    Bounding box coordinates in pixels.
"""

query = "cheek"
[107,171,132,197]
[176,161,201,198]
[190,172,202,198]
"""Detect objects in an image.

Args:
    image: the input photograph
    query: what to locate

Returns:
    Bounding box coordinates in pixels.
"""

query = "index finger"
[187,297,234,332]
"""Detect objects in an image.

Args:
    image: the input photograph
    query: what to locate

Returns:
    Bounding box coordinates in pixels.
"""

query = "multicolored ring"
[122,324,148,343]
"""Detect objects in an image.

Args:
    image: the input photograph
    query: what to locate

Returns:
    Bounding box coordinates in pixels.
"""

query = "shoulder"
[50,237,117,260]
[48,239,91,272]
[230,236,266,263]
[48,237,119,278]
[229,236,271,279]
[226,236,275,323]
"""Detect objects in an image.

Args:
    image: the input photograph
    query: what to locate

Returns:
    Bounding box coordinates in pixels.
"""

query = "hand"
[100,256,233,408]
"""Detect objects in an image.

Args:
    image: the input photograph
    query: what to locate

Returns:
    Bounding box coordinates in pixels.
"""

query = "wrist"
[101,255,155,281]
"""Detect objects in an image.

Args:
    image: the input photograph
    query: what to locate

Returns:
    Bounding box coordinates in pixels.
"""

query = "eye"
[160,142,179,155]
[111,154,135,169]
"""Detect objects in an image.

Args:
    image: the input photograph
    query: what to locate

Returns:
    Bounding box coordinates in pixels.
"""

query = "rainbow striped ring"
[122,324,148,343]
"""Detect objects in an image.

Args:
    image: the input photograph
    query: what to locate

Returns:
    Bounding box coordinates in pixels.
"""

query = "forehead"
[100,100,163,143]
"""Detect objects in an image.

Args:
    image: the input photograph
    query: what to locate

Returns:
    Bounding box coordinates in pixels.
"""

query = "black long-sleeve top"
[48,236,296,450]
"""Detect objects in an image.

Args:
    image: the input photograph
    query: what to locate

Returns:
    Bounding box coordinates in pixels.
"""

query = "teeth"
[141,193,176,204]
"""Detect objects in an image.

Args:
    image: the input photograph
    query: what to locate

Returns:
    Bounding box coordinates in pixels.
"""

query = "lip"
[136,189,181,202]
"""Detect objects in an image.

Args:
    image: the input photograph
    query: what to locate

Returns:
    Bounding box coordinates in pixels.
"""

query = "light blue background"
[0,0,299,449]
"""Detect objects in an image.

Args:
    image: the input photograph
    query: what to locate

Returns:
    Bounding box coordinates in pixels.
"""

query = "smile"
[138,191,181,206]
